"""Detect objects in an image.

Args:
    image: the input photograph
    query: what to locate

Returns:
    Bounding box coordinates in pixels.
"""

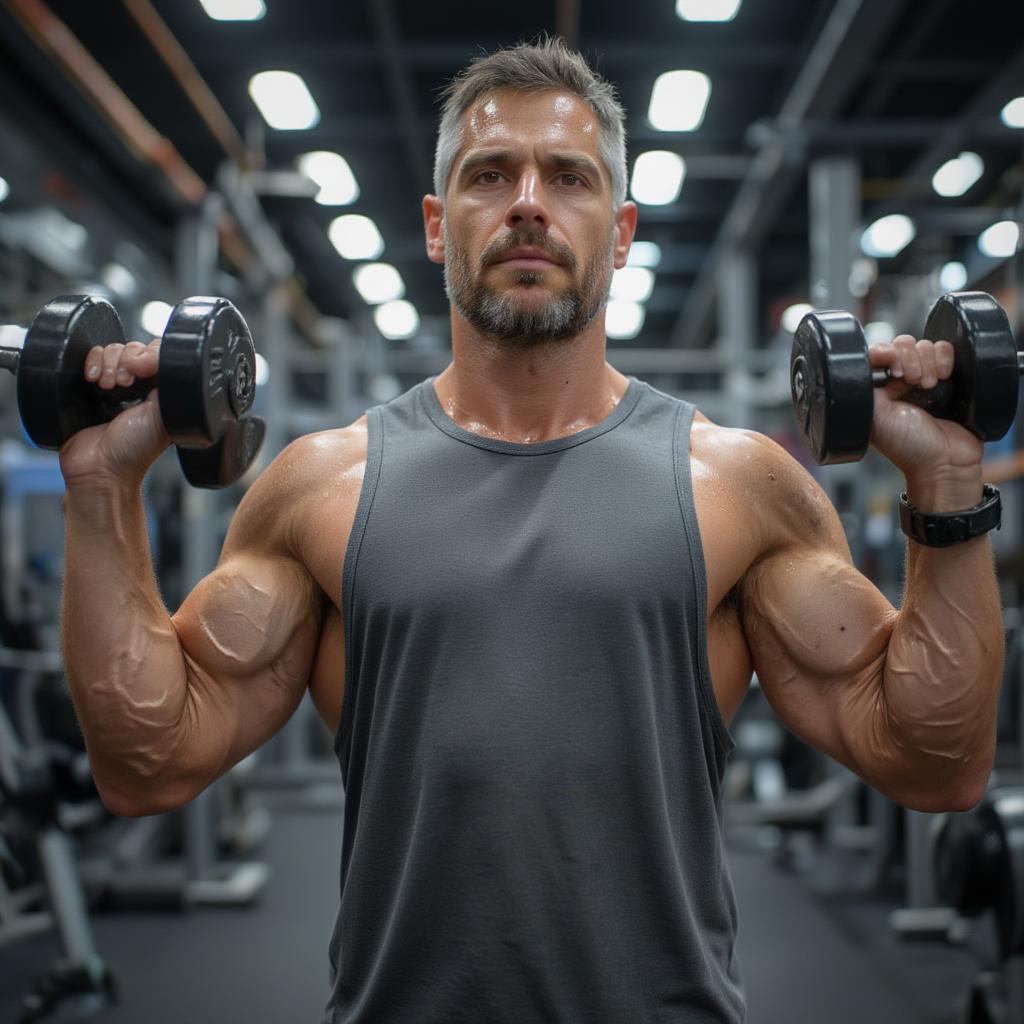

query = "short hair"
[433,37,628,206]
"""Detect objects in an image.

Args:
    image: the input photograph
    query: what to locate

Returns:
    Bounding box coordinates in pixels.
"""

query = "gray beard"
[443,228,612,348]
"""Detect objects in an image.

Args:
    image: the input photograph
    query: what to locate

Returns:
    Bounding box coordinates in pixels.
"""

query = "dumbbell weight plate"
[790,311,874,464]
[922,292,1018,443]
[176,415,266,489]
[158,297,258,448]
[17,295,129,449]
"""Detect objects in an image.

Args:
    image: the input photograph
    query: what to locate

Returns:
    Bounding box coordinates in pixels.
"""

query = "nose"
[504,171,548,229]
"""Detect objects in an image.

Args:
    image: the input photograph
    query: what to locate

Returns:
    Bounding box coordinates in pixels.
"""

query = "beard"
[443,224,614,348]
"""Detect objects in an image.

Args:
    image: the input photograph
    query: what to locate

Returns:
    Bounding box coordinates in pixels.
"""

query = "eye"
[558,172,585,188]
[476,170,504,184]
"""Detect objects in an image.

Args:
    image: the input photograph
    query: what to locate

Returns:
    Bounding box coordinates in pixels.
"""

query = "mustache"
[481,231,577,271]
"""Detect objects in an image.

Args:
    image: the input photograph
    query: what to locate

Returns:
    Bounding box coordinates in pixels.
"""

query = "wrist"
[904,470,984,513]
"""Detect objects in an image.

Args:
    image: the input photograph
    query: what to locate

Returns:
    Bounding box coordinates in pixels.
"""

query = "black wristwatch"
[898,484,1001,548]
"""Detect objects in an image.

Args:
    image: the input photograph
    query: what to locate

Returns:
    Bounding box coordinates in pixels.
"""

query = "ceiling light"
[931,152,984,197]
[141,301,173,338]
[630,151,686,205]
[648,71,711,132]
[781,303,813,334]
[860,214,916,258]
[627,241,662,268]
[939,261,967,292]
[676,0,742,21]
[254,352,270,386]
[864,322,894,345]
[610,267,655,303]
[0,177,9,203]
[101,263,137,297]
[978,220,1020,259]
[1001,96,1024,128]
[374,300,419,339]
[353,263,404,304]
[606,300,645,340]
[198,0,265,19]
[328,215,384,260]
[297,151,359,205]
[248,71,320,130]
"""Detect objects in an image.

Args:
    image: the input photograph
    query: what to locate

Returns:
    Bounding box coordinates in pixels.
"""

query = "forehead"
[457,87,602,161]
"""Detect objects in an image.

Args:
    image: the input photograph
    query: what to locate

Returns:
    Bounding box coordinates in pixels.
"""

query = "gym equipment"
[935,785,1024,962]
[790,291,1019,464]
[0,294,266,488]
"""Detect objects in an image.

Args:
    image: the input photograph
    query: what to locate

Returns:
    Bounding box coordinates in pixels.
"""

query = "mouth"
[491,248,562,270]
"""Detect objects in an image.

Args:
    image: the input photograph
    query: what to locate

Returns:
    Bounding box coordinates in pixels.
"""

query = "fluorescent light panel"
[631,151,686,205]
[353,263,404,304]
[861,214,916,258]
[298,151,359,205]
[978,221,1020,259]
[627,241,662,268]
[939,261,967,292]
[1001,96,1024,128]
[141,301,173,338]
[648,71,711,132]
[781,303,814,334]
[931,152,984,197]
[676,0,742,21]
[0,177,9,203]
[199,0,266,19]
[375,300,419,339]
[329,215,384,260]
[248,71,319,130]
[606,300,645,340]
[610,267,655,303]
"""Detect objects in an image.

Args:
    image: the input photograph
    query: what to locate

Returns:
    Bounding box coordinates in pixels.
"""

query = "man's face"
[425,88,635,347]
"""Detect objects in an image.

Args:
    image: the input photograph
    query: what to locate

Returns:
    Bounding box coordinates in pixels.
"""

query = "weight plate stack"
[159,297,258,448]
[790,311,874,465]
[17,295,128,449]
[923,292,1018,444]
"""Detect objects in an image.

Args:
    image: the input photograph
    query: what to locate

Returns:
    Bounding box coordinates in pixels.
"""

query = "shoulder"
[224,416,369,557]
[690,412,847,556]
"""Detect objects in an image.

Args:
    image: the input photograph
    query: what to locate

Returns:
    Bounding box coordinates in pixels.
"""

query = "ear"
[612,201,639,270]
[423,195,446,265]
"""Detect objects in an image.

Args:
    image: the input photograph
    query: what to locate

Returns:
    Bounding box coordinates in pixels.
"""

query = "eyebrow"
[456,149,604,185]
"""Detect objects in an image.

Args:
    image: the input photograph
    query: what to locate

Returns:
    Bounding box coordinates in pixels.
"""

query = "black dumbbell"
[0,294,266,488]
[790,291,1020,465]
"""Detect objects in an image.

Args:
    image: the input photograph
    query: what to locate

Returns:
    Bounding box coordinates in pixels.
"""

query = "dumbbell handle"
[0,343,156,405]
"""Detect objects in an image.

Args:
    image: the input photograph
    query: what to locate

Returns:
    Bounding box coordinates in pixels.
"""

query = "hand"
[58,340,172,490]
[868,334,985,507]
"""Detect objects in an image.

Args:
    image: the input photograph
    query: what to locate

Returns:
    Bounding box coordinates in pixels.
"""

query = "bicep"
[742,545,899,778]
[171,552,324,783]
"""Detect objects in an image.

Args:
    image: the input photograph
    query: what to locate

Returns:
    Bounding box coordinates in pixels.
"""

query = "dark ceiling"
[0,0,1021,352]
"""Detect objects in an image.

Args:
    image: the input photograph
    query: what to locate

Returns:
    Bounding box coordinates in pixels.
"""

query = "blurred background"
[0,1,1022,1021]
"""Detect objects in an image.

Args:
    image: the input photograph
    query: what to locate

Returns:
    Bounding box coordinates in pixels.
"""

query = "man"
[62,38,1003,1024]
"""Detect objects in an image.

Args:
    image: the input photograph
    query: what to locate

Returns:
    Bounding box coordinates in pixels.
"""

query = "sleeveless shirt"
[322,375,744,1023]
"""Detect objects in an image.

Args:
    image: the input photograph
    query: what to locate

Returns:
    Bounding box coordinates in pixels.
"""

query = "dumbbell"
[790,291,1020,464]
[0,294,266,488]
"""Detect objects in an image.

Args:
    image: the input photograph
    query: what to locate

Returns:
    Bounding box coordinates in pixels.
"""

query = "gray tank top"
[323,375,744,1023]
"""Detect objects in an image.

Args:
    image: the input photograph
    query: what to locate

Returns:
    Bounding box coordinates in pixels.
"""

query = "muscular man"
[61,39,1003,1024]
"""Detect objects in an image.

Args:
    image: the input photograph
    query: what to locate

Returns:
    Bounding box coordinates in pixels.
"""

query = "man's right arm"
[62,436,326,818]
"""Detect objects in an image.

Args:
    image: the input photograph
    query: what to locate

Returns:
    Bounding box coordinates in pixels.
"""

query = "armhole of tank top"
[334,404,385,760]
[672,401,737,761]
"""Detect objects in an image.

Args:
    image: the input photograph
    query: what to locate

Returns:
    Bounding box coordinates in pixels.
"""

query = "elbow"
[899,786,987,814]
[96,779,199,819]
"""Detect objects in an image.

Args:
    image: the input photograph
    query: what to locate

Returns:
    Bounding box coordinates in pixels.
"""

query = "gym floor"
[0,788,982,1024]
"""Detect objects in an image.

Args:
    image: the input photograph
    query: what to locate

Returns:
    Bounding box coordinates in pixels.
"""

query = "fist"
[867,334,984,478]
[59,339,171,489]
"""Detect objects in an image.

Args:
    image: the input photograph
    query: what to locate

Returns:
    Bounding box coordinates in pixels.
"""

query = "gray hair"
[433,37,628,206]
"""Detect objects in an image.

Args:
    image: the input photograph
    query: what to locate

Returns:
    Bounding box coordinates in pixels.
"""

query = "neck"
[433,310,629,444]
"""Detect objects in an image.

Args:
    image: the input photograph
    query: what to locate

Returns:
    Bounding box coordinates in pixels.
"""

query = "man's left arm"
[740,333,1004,813]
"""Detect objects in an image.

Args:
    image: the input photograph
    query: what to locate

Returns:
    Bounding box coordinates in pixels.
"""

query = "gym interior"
[1,1,1023,1022]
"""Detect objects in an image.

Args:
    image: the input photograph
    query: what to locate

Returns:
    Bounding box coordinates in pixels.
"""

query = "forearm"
[62,481,192,811]
[881,476,1004,804]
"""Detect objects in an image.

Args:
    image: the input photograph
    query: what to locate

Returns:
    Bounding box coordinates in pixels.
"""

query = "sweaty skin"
[61,87,1002,818]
